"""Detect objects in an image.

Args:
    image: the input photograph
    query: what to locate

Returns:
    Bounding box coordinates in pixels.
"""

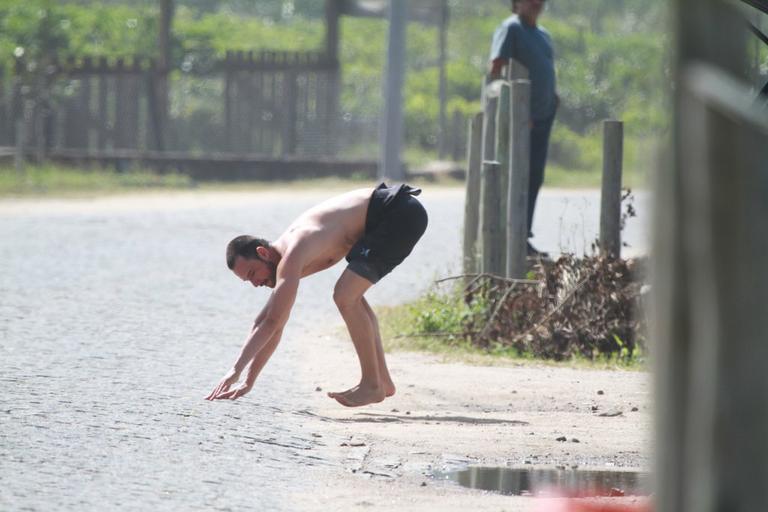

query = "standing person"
[489,0,558,257]
[205,183,428,408]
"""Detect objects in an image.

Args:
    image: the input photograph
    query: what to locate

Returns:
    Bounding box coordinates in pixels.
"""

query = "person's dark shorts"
[345,182,429,284]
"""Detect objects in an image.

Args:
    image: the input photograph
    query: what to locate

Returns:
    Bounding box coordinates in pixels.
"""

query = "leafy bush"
[409,289,489,336]
[387,255,648,364]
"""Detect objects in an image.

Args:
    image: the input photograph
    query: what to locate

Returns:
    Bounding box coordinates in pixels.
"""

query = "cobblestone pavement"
[0,187,648,511]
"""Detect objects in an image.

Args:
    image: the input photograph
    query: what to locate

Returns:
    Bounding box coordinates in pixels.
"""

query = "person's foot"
[328,382,386,407]
[383,379,396,398]
[527,241,550,259]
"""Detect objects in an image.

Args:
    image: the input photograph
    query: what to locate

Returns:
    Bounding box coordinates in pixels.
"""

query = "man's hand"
[212,379,254,400]
[205,367,241,400]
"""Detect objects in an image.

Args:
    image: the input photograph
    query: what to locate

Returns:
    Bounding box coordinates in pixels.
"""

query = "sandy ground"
[286,328,651,512]
[1,186,651,511]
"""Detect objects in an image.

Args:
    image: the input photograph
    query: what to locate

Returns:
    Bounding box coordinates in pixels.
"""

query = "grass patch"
[0,159,648,199]
[377,283,646,371]
[0,164,196,197]
[0,163,471,199]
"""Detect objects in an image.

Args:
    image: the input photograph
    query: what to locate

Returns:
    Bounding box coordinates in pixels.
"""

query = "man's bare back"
[273,187,372,279]
[206,183,428,407]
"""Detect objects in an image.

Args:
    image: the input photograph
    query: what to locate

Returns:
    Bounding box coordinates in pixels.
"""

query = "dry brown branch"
[480,282,518,339]
[516,268,598,342]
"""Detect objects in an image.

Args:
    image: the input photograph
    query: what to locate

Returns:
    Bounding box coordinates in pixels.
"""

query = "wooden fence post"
[655,0,765,509]
[480,160,504,275]
[34,105,46,164]
[282,70,298,156]
[146,59,166,152]
[0,67,6,144]
[15,117,25,175]
[155,0,173,150]
[506,79,531,279]
[74,74,91,150]
[656,63,768,512]
[115,60,129,150]
[224,55,233,151]
[97,61,108,151]
[463,112,483,277]
[124,59,141,150]
[600,119,624,257]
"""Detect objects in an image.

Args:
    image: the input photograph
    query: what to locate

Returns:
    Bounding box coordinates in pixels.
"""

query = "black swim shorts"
[345,182,429,284]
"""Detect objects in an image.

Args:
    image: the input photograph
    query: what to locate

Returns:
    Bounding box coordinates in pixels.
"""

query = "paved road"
[0,187,648,511]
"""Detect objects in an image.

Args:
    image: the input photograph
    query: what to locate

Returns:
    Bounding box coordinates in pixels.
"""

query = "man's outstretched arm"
[231,272,298,373]
[213,327,284,400]
[206,266,300,400]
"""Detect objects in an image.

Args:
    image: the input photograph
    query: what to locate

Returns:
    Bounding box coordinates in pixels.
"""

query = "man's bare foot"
[328,383,386,407]
[329,378,395,398]
[383,379,396,398]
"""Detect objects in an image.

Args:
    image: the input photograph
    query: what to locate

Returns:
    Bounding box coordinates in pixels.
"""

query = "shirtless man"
[205,183,428,407]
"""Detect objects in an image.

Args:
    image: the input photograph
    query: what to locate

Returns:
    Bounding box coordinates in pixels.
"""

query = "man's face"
[516,0,545,18]
[232,256,277,289]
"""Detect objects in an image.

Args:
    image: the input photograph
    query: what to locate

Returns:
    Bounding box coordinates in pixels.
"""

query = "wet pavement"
[0,187,649,511]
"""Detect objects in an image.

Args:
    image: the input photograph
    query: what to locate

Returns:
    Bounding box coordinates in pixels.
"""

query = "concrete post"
[480,160,504,275]
[379,0,407,180]
[599,120,624,257]
[506,58,530,81]
[506,79,531,279]
[437,0,448,159]
[655,0,762,510]
[463,112,483,276]
[324,0,341,155]
[154,0,173,151]
[495,82,511,269]
[482,90,499,163]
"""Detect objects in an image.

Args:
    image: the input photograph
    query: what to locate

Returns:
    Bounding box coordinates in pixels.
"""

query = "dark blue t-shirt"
[490,15,557,121]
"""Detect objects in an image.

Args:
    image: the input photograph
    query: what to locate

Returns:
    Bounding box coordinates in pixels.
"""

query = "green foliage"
[175,7,324,57]
[552,21,668,137]
[0,0,158,61]
[0,1,69,62]
[407,288,488,337]
[549,123,602,171]
[0,0,683,178]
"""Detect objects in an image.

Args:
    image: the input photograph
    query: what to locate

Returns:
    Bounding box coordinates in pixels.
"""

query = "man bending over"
[205,183,428,407]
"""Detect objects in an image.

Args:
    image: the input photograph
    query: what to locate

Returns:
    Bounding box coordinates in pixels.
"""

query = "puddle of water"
[441,467,650,497]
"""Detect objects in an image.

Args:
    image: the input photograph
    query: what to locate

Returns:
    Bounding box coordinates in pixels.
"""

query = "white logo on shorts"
[361,248,371,258]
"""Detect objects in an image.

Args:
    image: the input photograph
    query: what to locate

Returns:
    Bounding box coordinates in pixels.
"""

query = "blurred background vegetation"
[0,0,710,187]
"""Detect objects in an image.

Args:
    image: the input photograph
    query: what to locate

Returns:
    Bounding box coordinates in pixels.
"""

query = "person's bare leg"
[361,297,395,397]
[328,269,386,407]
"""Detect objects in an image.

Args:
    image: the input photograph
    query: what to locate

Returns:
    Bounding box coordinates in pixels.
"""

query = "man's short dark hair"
[512,0,546,7]
[226,235,271,270]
